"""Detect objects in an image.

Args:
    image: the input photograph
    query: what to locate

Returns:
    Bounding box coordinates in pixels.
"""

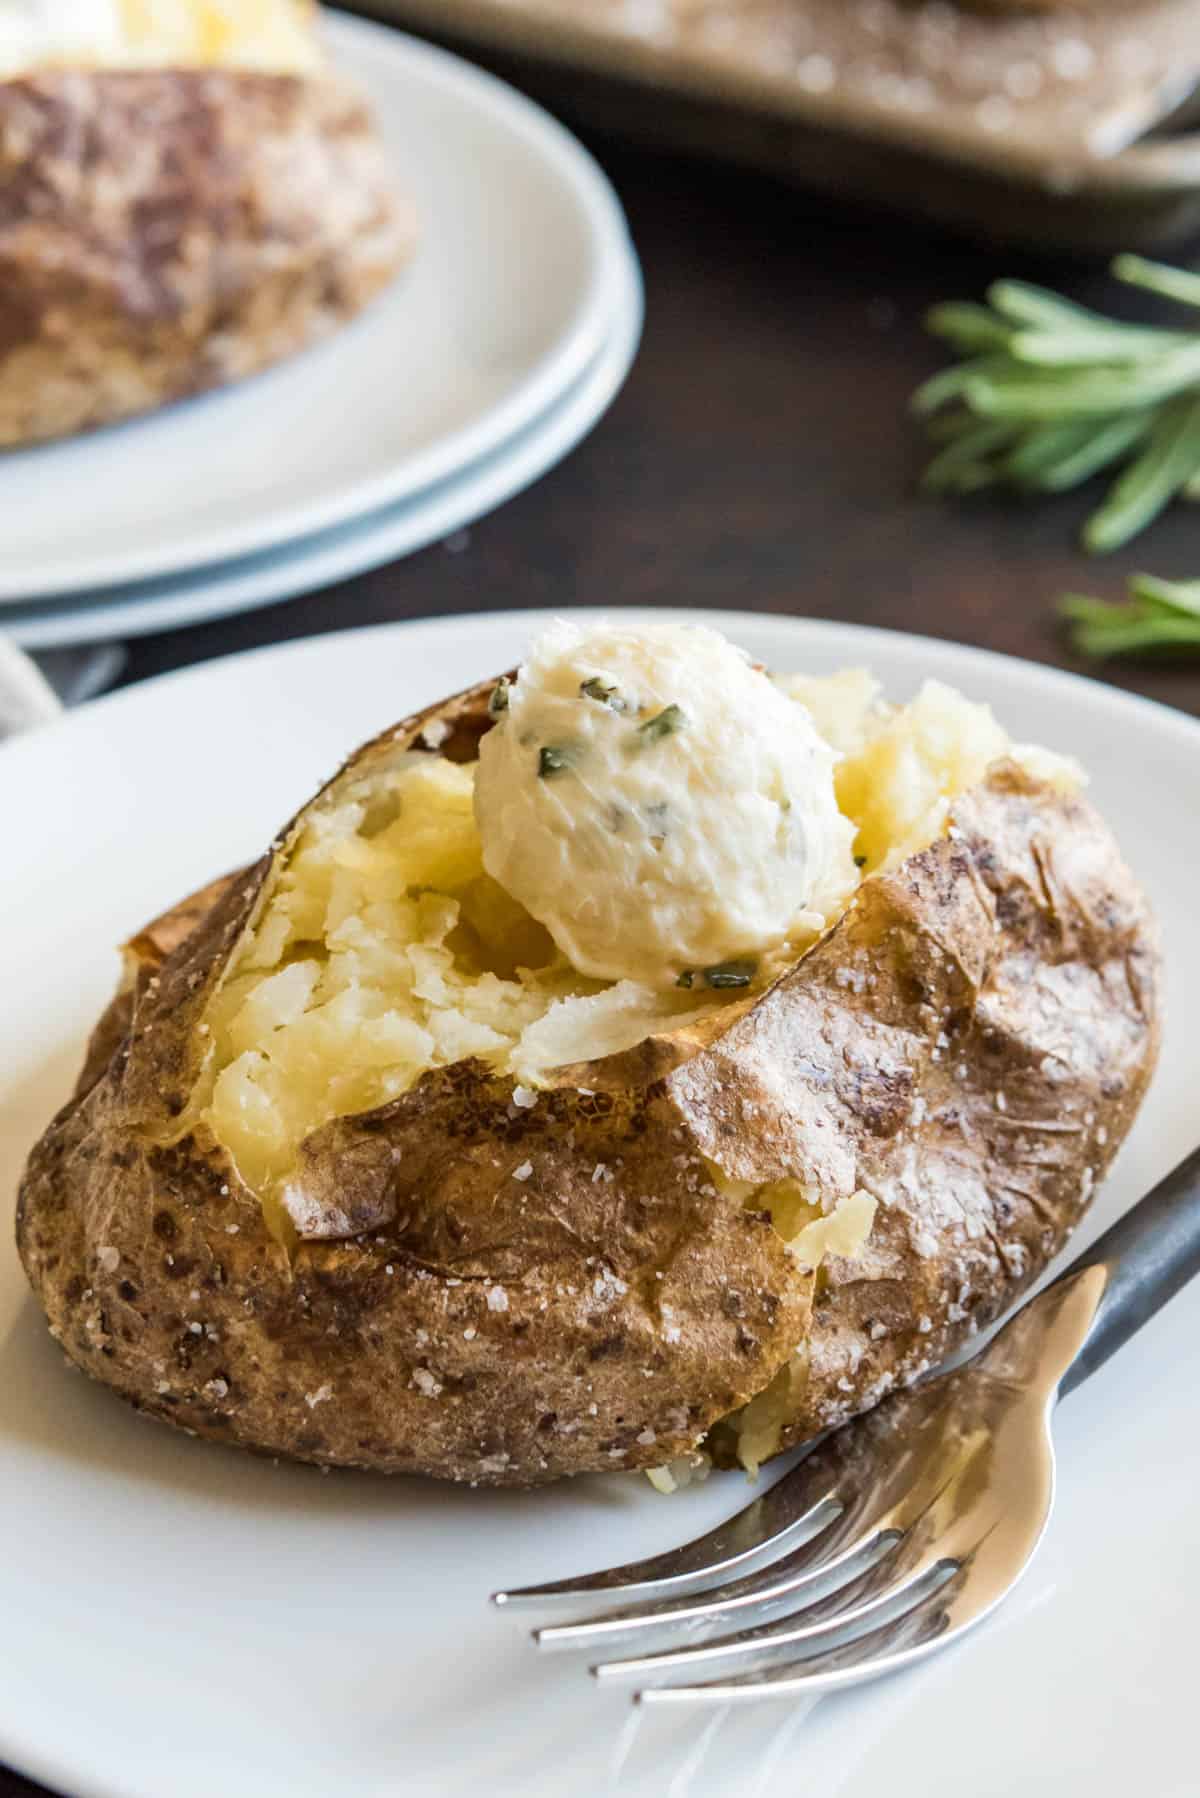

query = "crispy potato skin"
[0,70,413,448]
[16,684,1161,1484]
[667,765,1160,1449]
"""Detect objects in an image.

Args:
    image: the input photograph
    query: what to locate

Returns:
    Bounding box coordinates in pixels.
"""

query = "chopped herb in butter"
[538,744,576,779]
[580,675,626,710]
[678,959,758,991]
[636,704,686,745]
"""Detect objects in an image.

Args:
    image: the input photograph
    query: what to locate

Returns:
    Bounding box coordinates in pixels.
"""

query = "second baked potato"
[0,2,414,447]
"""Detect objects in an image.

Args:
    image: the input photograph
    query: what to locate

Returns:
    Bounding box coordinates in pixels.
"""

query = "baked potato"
[0,2,414,448]
[16,622,1160,1486]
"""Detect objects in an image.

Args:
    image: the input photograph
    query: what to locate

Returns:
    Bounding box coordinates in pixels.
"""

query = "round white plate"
[0,14,632,602]
[0,611,1195,1798]
[3,256,642,649]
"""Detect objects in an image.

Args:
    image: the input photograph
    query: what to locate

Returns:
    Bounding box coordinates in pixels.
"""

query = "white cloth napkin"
[0,637,126,742]
[0,636,60,739]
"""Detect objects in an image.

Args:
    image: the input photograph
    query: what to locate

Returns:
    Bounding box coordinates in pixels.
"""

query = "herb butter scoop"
[474,619,858,990]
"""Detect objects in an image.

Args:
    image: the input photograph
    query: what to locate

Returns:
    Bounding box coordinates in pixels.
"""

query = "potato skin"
[666,763,1161,1449]
[16,684,1161,1484]
[0,69,413,448]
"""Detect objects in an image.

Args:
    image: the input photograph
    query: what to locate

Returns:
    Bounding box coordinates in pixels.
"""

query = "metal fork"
[493,1143,1200,1704]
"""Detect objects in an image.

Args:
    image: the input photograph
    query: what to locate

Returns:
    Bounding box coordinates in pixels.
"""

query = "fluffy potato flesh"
[781,672,1079,872]
[201,674,1078,1249]
[0,1,321,78]
[200,756,723,1226]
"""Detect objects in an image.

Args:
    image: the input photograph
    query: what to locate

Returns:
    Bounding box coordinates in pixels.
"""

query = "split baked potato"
[0,2,413,448]
[17,622,1160,1486]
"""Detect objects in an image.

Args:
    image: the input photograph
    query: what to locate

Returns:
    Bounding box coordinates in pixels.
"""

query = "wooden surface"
[6,41,1200,1798]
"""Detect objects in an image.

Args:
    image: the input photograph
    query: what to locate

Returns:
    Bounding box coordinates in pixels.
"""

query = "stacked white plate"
[0,14,643,649]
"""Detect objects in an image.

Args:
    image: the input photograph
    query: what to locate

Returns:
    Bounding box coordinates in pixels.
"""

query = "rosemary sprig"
[1060,573,1200,658]
[915,256,1200,553]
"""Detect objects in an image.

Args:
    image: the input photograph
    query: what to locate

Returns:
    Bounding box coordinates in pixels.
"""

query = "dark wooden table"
[6,37,1200,1798]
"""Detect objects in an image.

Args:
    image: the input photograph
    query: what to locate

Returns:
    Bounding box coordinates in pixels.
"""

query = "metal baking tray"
[345,0,1200,250]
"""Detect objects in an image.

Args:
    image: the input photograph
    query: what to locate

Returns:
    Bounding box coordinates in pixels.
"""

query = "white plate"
[0,611,1195,1798]
[0,14,632,602]
[3,255,642,649]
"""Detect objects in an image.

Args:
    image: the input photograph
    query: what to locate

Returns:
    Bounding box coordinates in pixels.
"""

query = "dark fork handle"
[1057,1143,1200,1399]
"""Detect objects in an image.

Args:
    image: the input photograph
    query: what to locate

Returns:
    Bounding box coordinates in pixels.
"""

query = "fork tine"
[592,1549,958,1682]
[500,1364,970,1611]
[636,1566,969,1705]
[532,1435,965,1653]
[533,1505,887,1652]
[590,1560,957,1682]
[492,1446,835,1607]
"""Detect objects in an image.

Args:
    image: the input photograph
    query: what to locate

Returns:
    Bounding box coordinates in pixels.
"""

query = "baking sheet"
[348,0,1200,249]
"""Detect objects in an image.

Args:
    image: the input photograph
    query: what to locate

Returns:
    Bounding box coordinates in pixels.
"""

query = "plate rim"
[2,256,643,649]
[6,605,1200,770]
[0,12,633,603]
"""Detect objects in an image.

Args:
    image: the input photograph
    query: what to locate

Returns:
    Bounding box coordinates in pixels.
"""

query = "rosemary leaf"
[1001,417,1108,485]
[1022,412,1156,493]
[947,465,1001,495]
[1111,255,1200,311]
[921,419,1018,492]
[924,410,982,445]
[538,744,575,779]
[580,675,622,707]
[1009,324,1193,367]
[1130,573,1200,619]
[986,280,1103,331]
[1067,612,1200,657]
[968,353,1200,422]
[1060,574,1200,658]
[911,357,1006,417]
[983,285,1182,354]
[1083,394,1200,553]
[677,959,759,991]
[636,704,686,744]
[701,960,757,989]
[925,302,1014,353]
